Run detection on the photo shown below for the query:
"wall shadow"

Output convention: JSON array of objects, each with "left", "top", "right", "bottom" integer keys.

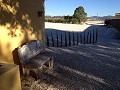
[{"left": 0, "top": 0, "right": 44, "bottom": 63}]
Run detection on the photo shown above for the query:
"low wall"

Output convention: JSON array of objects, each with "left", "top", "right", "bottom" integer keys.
[{"left": 104, "top": 19, "right": 120, "bottom": 31}]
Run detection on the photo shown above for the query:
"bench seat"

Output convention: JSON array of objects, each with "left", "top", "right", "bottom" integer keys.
[
  {"left": 17, "top": 40, "right": 53, "bottom": 80},
  {"left": 23, "top": 54, "right": 52, "bottom": 69}
]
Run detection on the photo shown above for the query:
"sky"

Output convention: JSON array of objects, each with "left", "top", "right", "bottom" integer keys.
[{"left": 45, "top": 0, "right": 120, "bottom": 17}]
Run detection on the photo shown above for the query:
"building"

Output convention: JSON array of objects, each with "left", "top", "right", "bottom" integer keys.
[
  {"left": 104, "top": 13, "right": 120, "bottom": 31},
  {"left": 0, "top": 0, "right": 45, "bottom": 63},
  {"left": 115, "top": 13, "right": 120, "bottom": 19}
]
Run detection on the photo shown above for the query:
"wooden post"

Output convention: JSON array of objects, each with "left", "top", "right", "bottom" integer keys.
[
  {"left": 61, "top": 34, "right": 62, "bottom": 47},
  {"left": 83, "top": 32, "right": 85, "bottom": 44},
  {"left": 89, "top": 31, "right": 91, "bottom": 44},
  {"left": 46, "top": 33, "right": 49, "bottom": 47},
  {"left": 77, "top": 33, "right": 79, "bottom": 45},
  {"left": 69, "top": 32, "right": 71, "bottom": 46},
  {"left": 96, "top": 29, "right": 98, "bottom": 43},
  {"left": 86, "top": 32, "right": 89, "bottom": 44},
  {"left": 80, "top": 32, "right": 82, "bottom": 44},
  {"left": 56, "top": 31, "right": 58, "bottom": 47},
  {"left": 73, "top": 32, "right": 75, "bottom": 46},
  {"left": 65, "top": 32, "right": 67, "bottom": 47},
  {"left": 92, "top": 29, "right": 95, "bottom": 44},
  {"left": 51, "top": 33, "right": 54, "bottom": 47}
]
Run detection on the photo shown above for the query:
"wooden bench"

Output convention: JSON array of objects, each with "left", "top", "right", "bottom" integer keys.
[{"left": 17, "top": 40, "right": 53, "bottom": 80}]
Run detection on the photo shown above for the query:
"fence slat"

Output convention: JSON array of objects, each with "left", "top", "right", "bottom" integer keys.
[
  {"left": 96, "top": 29, "right": 98, "bottom": 43},
  {"left": 83, "top": 32, "right": 85, "bottom": 44},
  {"left": 80, "top": 32, "right": 82, "bottom": 44},
  {"left": 51, "top": 33, "right": 54, "bottom": 47},
  {"left": 92, "top": 29, "right": 95, "bottom": 44},
  {"left": 69, "top": 32, "right": 71, "bottom": 46},
  {"left": 56, "top": 31, "right": 58, "bottom": 47},
  {"left": 77, "top": 33, "right": 79, "bottom": 45},
  {"left": 86, "top": 32, "right": 89, "bottom": 44},
  {"left": 65, "top": 32, "right": 67, "bottom": 46},
  {"left": 61, "top": 34, "right": 62, "bottom": 47},
  {"left": 46, "top": 33, "right": 49, "bottom": 47},
  {"left": 89, "top": 31, "right": 91, "bottom": 44},
  {"left": 73, "top": 32, "right": 75, "bottom": 45}
]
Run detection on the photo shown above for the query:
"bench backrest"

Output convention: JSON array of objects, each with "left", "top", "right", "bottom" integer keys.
[{"left": 18, "top": 40, "right": 45, "bottom": 64}]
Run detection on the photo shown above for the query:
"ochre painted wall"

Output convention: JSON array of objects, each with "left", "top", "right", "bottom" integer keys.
[{"left": 0, "top": 0, "right": 45, "bottom": 63}]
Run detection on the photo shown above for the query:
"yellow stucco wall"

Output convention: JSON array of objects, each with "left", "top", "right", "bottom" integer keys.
[{"left": 0, "top": 0, "right": 45, "bottom": 63}]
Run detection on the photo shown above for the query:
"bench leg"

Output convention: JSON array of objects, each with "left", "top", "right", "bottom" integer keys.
[
  {"left": 23, "top": 68, "right": 29, "bottom": 77},
  {"left": 23, "top": 68, "right": 40, "bottom": 80},
  {"left": 49, "top": 57, "right": 53, "bottom": 69},
  {"left": 37, "top": 66, "right": 44, "bottom": 80}
]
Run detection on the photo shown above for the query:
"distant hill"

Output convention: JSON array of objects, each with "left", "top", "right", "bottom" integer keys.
[
  {"left": 88, "top": 16, "right": 115, "bottom": 21},
  {"left": 45, "top": 15, "right": 116, "bottom": 23}
]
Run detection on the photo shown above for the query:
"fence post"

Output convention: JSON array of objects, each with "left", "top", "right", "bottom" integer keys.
[
  {"left": 61, "top": 34, "right": 62, "bottom": 47},
  {"left": 77, "top": 33, "right": 79, "bottom": 45},
  {"left": 65, "top": 32, "right": 67, "bottom": 47},
  {"left": 51, "top": 33, "right": 54, "bottom": 47},
  {"left": 86, "top": 32, "right": 89, "bottom": 44},
  {"left": 46, "top": 33, "right": 49, "bottom": 47},
  {"left": 83, "top": 32, "right": 85, "bottom": 44},
  {"left": 80, "top": 32, "right": 82, "bottom": 44},
  {"left": 92, "top": 29, "right": 95, "bottom": 44},
  {"left": 56, "top": 31, "right": 58, "bottom": 47},
  {"left": 89, "top": 31, "right": 91, "bottom": 44},
  {"left": 73, "top": 32, "right": 75, "bottom": 45},
  {"left": 96, "top": 29, "right": 98, "bottom": 43},
  {"left": 69, "top": 32, "right": 71, "bottom": 46}
]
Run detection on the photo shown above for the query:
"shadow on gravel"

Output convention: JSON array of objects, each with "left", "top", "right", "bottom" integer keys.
[
  {"left": 43, "top": 25, "right": 120, "bottom": 89},
  {"left": 42, "top": 41, "right": 120, "bottom": 89}
]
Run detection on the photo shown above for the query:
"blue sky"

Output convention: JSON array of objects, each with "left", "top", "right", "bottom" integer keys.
[{"left": 45, "top": 0, "right": 120, "bottom": 17}]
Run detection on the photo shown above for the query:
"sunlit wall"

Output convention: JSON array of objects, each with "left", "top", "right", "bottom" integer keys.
[
  {"left": 0, "top": 0, "right": 45, "bottom": 63},
  {"left": 115, "top": 13, "right": 120, "bottom": 19}
]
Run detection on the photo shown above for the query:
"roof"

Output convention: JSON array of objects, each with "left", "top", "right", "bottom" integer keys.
[{"left": 115, "top": 13, "right": 120, "bottom": 15}]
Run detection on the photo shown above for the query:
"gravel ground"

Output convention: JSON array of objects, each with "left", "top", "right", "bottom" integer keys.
[
  {"left": 22, "top": 23, "right": 120, "bottom": 90},
  {"left": 22, "top": 42, "right": 120, "bottom": 90}
]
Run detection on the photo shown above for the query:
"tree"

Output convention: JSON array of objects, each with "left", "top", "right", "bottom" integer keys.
[
  {"left": 73, "top": 6, "right": 87, "bottom": 23},
  {"left": 64, "top": 15, "right": 73, "bottom": 23}
]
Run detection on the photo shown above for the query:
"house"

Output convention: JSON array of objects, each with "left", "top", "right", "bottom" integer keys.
[
  {"left": 104, "top": 13, "right": 120, "bottom": 31},
  {"left": 0, "top": 0, "right": 45, "bottom": 64},
  {"left": 115, "top": 13, "right": 120, "bottom": 19}
]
